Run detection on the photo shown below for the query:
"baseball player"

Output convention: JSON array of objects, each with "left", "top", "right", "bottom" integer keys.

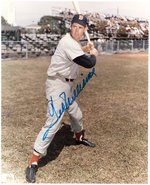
[{"left": 25, "top": 14, "right": 98, "bottom": 183}]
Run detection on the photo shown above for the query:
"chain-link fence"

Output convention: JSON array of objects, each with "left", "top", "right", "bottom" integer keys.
[
  {"left": 1, "top": 34, "right": 149, "bottom": 59},
  {"left": 94, "top": 39, "right": 148, "bottom": 54}
]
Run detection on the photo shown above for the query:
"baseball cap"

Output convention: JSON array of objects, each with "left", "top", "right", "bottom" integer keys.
[{"left": 71, "top": 14, "right": 89, "bottom": 27}]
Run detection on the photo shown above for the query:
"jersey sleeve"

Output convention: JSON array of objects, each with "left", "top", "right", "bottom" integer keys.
[
  {"left": 73, "top": 54, "right": 96, "bottom": 68},
  {"left": 63, "top": 36, "right": 84, "bottom": 61}
]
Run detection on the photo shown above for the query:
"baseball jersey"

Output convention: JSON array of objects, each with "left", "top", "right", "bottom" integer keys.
[{"left": 47, "top": 33, "right": 84, "bottom": 79}]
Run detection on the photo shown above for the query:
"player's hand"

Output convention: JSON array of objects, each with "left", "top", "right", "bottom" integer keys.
[
  {"left": 90, "top": 48, "right": 98, "bottom": 57},
  {"left": 82, "top": 42, "right": 94, "bottom": 53},
  {"left": 87, "top": 42, "right": 94, "bottom": 50}
]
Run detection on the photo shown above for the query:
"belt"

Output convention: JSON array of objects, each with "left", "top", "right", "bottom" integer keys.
[
  {"left": 48, "top": 76, "right": 74, "bottom": 82},
  {"left": 65, "top": 78, "right": 74, "bottom": 82}
]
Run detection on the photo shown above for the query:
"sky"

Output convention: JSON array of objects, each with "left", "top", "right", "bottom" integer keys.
[{"left": 1, "top": 0, "right": 150, "bottom": 27}]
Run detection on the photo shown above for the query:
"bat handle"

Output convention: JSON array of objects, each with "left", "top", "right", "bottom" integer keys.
[{"left": 85, "top": 31, "right": 91, "bottom": 43}]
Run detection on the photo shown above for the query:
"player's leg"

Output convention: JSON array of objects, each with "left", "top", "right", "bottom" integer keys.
[
  {"left": 67, "top": 100, "right": 96, "bottom": 148},
  {"left": 26, "top": 78, "right": 69, "bottom": 183},
  {"left": 33, "top": 97, "right": 65, "bottom": 153},
  {"left": 26, "top": 97, "right": 65, "bottom": 183},
  {"left": 67, "top": 100, "right": 83, "bottom": 132}
]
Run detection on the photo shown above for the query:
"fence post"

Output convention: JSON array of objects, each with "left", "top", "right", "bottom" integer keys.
[
  {"left": 143, "top": 40, "right": 145, "bottom": 50},
  {"left": 117, "top": 40, "right": 119, "bottom": 52},
  {"left": 25, "top": 42, "right": 28, "bottom": 59},
  {"left": 131, "top": 40, "right": 133, "bottom": 51},
  {"left": 111, "top": 39, "right": 114, "bottom": 53}
]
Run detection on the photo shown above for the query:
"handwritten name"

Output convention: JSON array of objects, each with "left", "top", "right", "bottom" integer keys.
[{"left": 42, "top": 67, "right": 96, "bottom": 141}]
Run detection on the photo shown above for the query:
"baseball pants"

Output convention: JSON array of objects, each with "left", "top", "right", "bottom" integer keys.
[{"left": 34, "top": 76, "right": 83, "bottom": 155}]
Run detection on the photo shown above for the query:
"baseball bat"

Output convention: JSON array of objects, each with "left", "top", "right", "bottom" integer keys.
[{"left": 72, "top": 0, "right": 91, "bottom": 43}]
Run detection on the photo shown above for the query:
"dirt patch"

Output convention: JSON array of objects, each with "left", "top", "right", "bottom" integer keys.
[{"left": 1, "top": 53, "right": 148, "bottom": 183}]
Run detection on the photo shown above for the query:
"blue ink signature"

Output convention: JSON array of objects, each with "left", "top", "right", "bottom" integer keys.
[{"left": 42, "top": 67, "right": 96, "bottom": 141}]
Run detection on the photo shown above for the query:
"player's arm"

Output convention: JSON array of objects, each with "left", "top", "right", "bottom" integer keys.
[
  {"left": 73, "top": 54, "right": 96, "bottom": 68},
  {"left": 73, "top": 48, "right": 98, "bottom": 68}
]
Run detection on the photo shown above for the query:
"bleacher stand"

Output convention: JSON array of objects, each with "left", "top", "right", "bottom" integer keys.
[{"left": 1, "top": 7, "right": 149, "bottom": 59}]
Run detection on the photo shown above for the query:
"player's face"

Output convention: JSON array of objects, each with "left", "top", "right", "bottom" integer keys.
[{"left": 71, "top": 23, "right": 87, "bottom": 42}]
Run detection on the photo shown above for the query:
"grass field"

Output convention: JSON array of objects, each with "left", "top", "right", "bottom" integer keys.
[{"left": 1, "top": 53, "right": 148, "bottom": 183}]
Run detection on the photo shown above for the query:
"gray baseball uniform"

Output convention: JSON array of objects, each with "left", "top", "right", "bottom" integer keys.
[
  {"left": 34, "top": 33, "right": 85, "bottom": 155},
  {"left": 25, "top": 14, "right": 97, "bottom": 184}
]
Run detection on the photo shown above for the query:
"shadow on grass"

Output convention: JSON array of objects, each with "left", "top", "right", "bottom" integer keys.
[{"left": 38, "top": 122, "right": 76, "bottom": 168}]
